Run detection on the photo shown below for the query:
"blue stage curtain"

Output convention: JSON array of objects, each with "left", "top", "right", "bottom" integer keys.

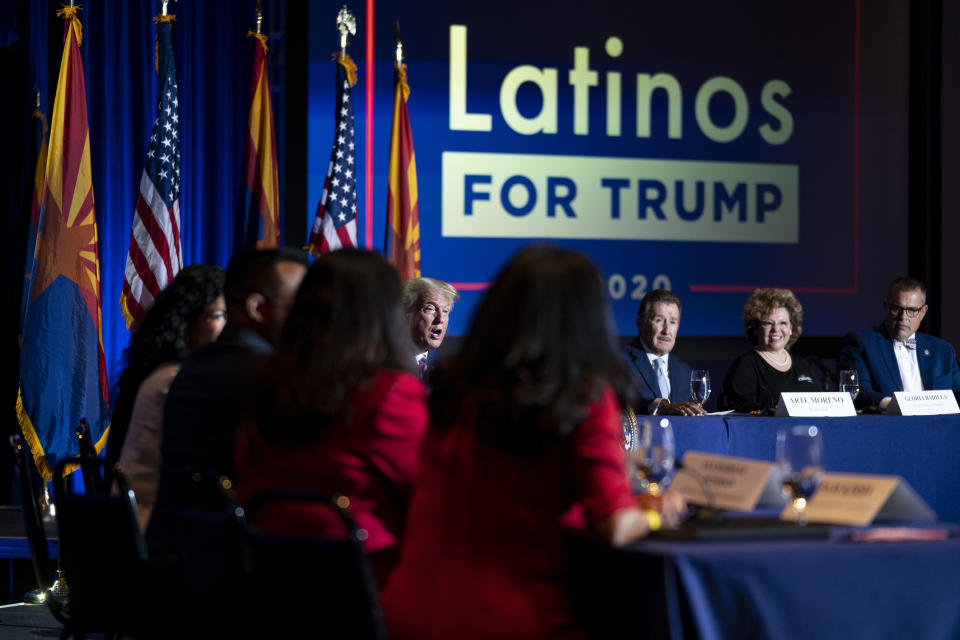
[{"left": 71, "top": 0, "right": 258, "bottom": 387}]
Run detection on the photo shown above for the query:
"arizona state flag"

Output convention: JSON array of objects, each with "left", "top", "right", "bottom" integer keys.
[
  {"left": 19, "top": 105, "right": 48, "bottom": 344},
  {"left": 237, "top": 30, "right": 279, "bottom": 249},
  {"left": 384, "top": 58, "right": 420, "bottom": 281},
  {"left": 17, "top": 6, "right": 110, "bottom": 480}
]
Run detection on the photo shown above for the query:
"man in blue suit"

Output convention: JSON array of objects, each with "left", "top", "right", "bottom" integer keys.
[
  {"left": 840, "top": 277, "right": 960, "bottom": 410},
  {"left": 623, "top": 290, "right": 706, "bottom": 416}
]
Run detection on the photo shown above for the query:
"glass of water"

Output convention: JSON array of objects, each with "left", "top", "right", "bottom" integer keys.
[
  {"left": 690, "top": 370, "right": 711, "bottom": 408},
  {"left": 838, "top": 369, "right": 860, "bottom": 402},
  {"left": 630, "top": 418, "right": 675, "bottom": 497},
  {"left": 776, "top": 424, "right": 824, "bottom": 525}
]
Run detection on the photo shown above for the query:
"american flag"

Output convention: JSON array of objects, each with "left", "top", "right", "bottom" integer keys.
[
  {"left": 120, "top": 17, "right": 182, "bottom": 327},
  {"left": 308, "top": 54, "right": 358, "bottom": 255}
]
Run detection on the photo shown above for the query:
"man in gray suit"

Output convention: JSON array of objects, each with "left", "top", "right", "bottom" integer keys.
[{"left": 623, "top": 289, "right": 706, "bottom": 416}]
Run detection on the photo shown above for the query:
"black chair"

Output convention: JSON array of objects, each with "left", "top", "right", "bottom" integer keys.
[
  {"left": 174, "top": 472, "right": 249, "bottom": 639},
  {"left": 243, "top": 490, "right": 388, "bottom": 640},
  {"left": 74, "top": 419, "right": 103, "bottom": 494},
  {"left": 52, "top": 456, "right": 149, "bottom": 638},
  {"left": 10, "top": 436, "right": 56, "bottom": 603}
]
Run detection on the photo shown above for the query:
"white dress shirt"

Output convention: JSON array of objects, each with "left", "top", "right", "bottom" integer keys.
[
  {"left": 893, "top": 333, "right": 924, "bottom": 392},
  {"left": 640, "top": 348, "right": 671, "bottom": 414}
]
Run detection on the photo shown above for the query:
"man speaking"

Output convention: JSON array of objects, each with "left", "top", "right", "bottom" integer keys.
[
  {"left": 623, "top": 289, "right": 706, "bottom": 416},
  {"left": 402, "top": 277, "right": 459, "bottom": 382}
]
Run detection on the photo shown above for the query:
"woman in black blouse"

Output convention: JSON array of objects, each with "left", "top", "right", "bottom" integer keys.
[{"left": 722, "top": 288, "right": 821, "bottom": 413}]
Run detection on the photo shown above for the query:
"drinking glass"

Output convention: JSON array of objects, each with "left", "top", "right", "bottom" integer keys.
[
  {"left": 838, "top": 369, "right": 860, "bottom": 402},
  {"left": 690, "top": 370, "right": 711, "bottom": 408},
  {"left": 630, "top": 418, "right": 675, "bottom": 497},
  {"left": 776, "top": 425, "right": 824, "bottom": 525}
]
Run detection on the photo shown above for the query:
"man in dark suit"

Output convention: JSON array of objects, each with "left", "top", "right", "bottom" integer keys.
[
  {"left": 623, "top": 289, "right": 706, "bottom": 416},
  {"left": 840, "top": 276, "right": 960, "bottom": 410},
  {"left": 148, "top": 247, "right": 308, "bottom": 552},
  {"left": 402, "top": 277, "right": 459, "bottom": 383}
]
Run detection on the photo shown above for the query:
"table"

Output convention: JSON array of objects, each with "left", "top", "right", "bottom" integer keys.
[
  {"left": 573, "top": 531, "right": 960, "bottom": 639},
  {"left": 663, "top": 414, "right": 960, "bottom": 523}
]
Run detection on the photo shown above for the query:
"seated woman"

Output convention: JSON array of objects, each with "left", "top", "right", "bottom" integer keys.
[
  {"left": 382, "top": 245, "right": 684, "bottom": 640},
  {"left": 234, "top": 249, "right": 427, "bottom": 585},
  {"left": 721, "top": 288, "right": 821, "bottom": 413},
  {"left": 110, "top": 264, "right": 226, "bottom": 531}
]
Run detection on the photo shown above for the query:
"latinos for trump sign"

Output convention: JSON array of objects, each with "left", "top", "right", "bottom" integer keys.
[{"left": 307, "top": 0, "right": 909, "bottom": 337}]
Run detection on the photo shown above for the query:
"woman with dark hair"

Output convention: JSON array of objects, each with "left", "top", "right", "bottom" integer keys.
[
  {"left": 234, "top": 248, "right": 427, "bottom": 583},
  {"left": 721, "top": 288, "right": 822, "bottom": 413},
  {"left": 110, "top": 264, "right": 226, "bottom": 530},
  {"left": 382, "top": 245, "right": 683, "bottom": 639}
]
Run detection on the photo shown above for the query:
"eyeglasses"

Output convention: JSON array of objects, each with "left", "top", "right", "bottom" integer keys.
[{"left": 886, "top": 304, "right": 925, "bottom": 319}]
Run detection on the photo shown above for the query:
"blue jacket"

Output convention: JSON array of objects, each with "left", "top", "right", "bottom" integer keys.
[
  {"left": 839, "top": 326, "right": 960, "bottom": 407},
  {"left": 623, "top": 338, "right": 695, "bottom": 413}
]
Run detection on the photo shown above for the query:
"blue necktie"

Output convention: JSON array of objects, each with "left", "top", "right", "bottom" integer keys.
[{"left": 655, "top": 357, "right": 670, "bottom": 400}]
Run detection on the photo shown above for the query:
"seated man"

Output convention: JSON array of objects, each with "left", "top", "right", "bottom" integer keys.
[
  {"left": 401, "top": 277, "right": 459, "bottom": 381},
  {"left": 147, "top": 247, "right": 308, "bottom": 553},
  {"left": 839, "top": 276, "right": 960, "bottom": 410},
  {"left": 623, "top": 289, "right": 706, "bottom": 416}
]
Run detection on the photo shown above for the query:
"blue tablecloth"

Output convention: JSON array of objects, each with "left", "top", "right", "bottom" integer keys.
[
  {"left": 573, "top": 532, "right": 960, "bottom": 640},
  {"left": 665, "top": 414, "right": 960, "bottom": 523}
]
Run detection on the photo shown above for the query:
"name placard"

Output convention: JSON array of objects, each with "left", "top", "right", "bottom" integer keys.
[
  {"left": 780, "top": 473, "right": 936, "bottom": 526},
  {"left": 775, "top": 392, "right": 856, "bottom": 417},
  {"left": 885, "top": 390, "right": 960, "bottom": 416},
  {"left": 672, "top": 451, "right": 785, "bottom": 512}
]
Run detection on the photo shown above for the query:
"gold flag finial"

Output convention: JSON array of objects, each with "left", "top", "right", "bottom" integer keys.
[{"left": 336, "top": 5, "right": 356, "bottom": 54}]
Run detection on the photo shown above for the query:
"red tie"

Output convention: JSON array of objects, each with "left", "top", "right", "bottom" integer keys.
[{"left": 418, "top": 356, "right": 428, "bottom": 380}]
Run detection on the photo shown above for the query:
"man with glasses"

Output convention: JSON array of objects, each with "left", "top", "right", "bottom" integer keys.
[
  {"left": 402, "top": 277, "right": 459, "bottom": 383},
  {"left": 840, "top": 277, "right": 960, "bottom": 409}
]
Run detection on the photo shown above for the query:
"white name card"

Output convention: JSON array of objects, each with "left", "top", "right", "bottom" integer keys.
[
  {"left": 780, "top": 472, "right": 936, "bottom": 526},
  {"left": 775, "top": 392, "right": 856, "bottom": 417},
  {"left": 885, "top": 390, "right": 960, "bottom": 416},
  {"left": 672, "top": 451, "right": 785, "bottom": 512}
]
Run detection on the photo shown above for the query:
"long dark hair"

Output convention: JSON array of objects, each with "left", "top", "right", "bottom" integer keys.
[
  {"left": 107, "top": 264, "right": 225, "bottom": 464},
  {"left": 430, "top": 245, "right": 634, "bottom": 451},
  {"left": 253, "top": 248, "right": 413, "bottom": 446}
]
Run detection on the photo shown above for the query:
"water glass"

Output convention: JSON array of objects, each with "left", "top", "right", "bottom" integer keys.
[
  {"left": 630, "top": 418, "right": 675, "bottom": 497},
  {"left": 838, "top": 369, "right": 860, "bottom": 402},
  {"left": 690, "top": 370, "right": 711, "bottom": 407},
  {"left": 776, "top": 424, "right": 824, "bottom": 525}
]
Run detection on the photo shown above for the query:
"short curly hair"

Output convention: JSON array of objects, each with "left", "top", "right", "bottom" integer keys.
[
  {"left": 742, "top": 288, "right": 802, "bottom": 349},
  {"left": 107, "top": 264, "right": 225, "bottom": 464}
]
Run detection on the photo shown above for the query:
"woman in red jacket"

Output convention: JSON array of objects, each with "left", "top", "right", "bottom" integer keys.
[
  {"left": 382, "top": 245, "right": 679, "bottom": 639},
  {"left": 235, "top": 249, "right": 427, "bottom": 584}
]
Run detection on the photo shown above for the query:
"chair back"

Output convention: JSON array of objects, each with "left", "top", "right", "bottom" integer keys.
[
  {"left": 243, "top": 490, "right": 388, "bottom": 640},
  {"left": 74, "top": 419, "right": 104, "bottom": 493},
  {"left": 175, "top": 471, "right": 249, "bottom": 638},
  {"left": 53, "top": 456, "right": 148, "bottom": 633}
]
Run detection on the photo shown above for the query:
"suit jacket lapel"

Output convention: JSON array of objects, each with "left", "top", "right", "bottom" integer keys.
[
  {"left": 875, "top": 329, "right": 904, "bottom": 392},
  {"left": 916, "top": 333, "right": 934, "bottom": 390},
  {"left": 627, "top": 341, "right": 661, "bottom": 398}
]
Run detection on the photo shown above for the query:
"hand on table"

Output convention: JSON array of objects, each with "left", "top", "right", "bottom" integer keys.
[
  {"left": 637, "top": 489, "right": 687, "bottom": 529},
  {"left": 658, "top": 401, "right": 707, "bottom": 416}
]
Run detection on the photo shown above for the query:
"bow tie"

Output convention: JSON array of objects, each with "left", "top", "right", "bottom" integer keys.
[{"left": 895, "top": 338, "right": 917, "bottom": 351}]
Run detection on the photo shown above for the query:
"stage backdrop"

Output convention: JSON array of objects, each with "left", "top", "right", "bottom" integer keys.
[{"left": 307, "top": 0, "right": 909, "bottom": 337}]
